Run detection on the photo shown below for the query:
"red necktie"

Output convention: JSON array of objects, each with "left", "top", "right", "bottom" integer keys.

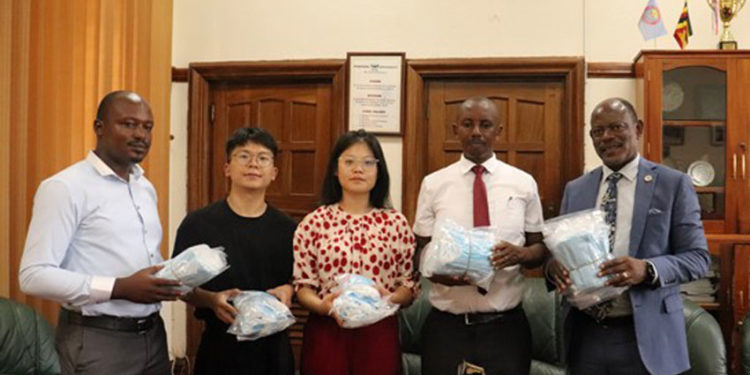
[{"left": 472, "top": 165, "right": 490, "bottom": 227}]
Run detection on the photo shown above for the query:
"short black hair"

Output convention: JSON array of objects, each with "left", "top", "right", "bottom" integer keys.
[
  {"left": 96, "top": 90, "right": 143, "bottom": 122},
  {"left": 592, "top": 97, "right": 639, "bottom": 123},
  {"left": 320, "top": 129, "right": 391, "bottom": 209},
  {"left": 615, "top": 98, "right": 639, "bottom": 123},
  {"left": 225, "top": 127, "right": 279, "bottom": 159}
]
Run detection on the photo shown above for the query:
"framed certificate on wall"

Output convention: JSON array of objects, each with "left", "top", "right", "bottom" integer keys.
[{"left": 346, "top": 52, "right": 405, "bottom": 135}]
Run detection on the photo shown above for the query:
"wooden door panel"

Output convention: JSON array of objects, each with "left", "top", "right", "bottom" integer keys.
[
  {"left": 213, "top": 83, "right": 331, "bottom": 220},
  {"left": 427, "top": 80, "right": 564, "bottom": 219}
]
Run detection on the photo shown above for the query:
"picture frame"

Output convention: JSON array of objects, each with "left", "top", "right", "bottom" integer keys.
[
  {"left": 346, "top": 52, "right": 406, "bottom": 135},
  {"left": 710, "top": 126, "right": 725, "bottom": 146},
  {"left": 663, "top": 126, "right": 685, "bottom": 146}
]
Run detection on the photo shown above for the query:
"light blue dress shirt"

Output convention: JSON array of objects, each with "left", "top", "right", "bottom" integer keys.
[{"left": 19, "top": 151, "right": 163, "bottom": 317}]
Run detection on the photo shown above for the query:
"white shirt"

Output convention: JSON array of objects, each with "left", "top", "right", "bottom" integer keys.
[
  {"left": 597, "top": 155, "right": 639, "bottom": 316},
  {"left": 19, "top": 151, "right": 163, "bottom": 317},
  {"left": 413, "top": 154, "right": 544, "bottom": 314}
]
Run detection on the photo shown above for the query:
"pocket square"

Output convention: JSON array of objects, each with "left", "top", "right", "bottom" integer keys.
[{"left": 648, "top": 208, "right": 663, "bottom": 215}]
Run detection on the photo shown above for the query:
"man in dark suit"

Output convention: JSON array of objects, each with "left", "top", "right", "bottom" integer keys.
[{"left": 548, "top": 97, "right": 710, "bottom": 375}]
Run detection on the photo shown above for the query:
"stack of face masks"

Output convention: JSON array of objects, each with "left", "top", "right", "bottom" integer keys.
[
  {"left": 420, "top": 219, "right": 496, "bottom": 291},
  {"left": 156, "top": 244, "right": 229, "bottom": 294},
  {"left": 331, "top": 274, "right": 398, "bottom": 329},
  {"left": 227, "top": 291, "right": 296, "bottom": 341},
  {"left": 543, "top": 209, "right": 627, "bottom": 309}
]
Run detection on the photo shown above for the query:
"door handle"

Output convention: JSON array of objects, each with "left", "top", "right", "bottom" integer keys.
[
  {"left": 733, "top": 153, "right": 738, "bottom": 179},
  {"left": 741, "top": 143, "right": 748, "bottom": 180}
]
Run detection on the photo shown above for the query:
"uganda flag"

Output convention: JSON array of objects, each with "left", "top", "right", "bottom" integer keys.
[{"left": 673, "top": 0, "right": 693, "bottom": 49}]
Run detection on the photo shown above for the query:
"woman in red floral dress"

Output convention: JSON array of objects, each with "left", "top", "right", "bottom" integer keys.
[{"left": 293, "top": 129, "right": 416, "bottom": 375}]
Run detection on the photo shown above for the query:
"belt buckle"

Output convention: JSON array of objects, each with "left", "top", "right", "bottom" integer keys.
[
  {"left": 464, "top": 313, "right": 484, "bottom": 326},
  {"left": 135, "top": 317, "right": 151, "bottom": 333}
]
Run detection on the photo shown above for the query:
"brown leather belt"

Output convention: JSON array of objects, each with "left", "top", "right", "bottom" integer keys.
[{"left": 62, "top": 309, "right": 160, "bottom": 333}]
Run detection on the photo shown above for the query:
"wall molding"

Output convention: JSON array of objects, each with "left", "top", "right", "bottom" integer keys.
[
  {"left": 586, "top": 62, "right": 634, "bottom": 78},
  {"left": 172, "top": 66, "right": 188, "bottom": 82}
]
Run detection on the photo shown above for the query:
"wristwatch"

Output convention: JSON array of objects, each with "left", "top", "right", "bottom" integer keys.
[{"left": 644, "top": 261, "right": 658, "bottom": 285}]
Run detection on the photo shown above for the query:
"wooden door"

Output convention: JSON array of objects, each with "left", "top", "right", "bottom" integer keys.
[
  {"left": 211, "top": 83, "right": 332, "bottom": 220},
  {"left": 731, "top": 58, "right": 750, "bottom": 234},
  {"left": 426, "top": 80, "right": 564, "bottom": 219}
]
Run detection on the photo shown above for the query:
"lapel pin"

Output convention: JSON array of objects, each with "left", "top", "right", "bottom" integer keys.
[{"left": 644, "top": 174, "right": 653, "bottom": 183}]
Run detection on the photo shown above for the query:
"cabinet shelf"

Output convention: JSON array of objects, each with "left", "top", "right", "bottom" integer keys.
[{"left": 695, "top": 186, "right": 725, "bottom": 194}]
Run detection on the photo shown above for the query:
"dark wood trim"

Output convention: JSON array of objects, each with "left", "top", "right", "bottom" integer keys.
[
  {"left": 634, "top": 49, "right": 750, "bottom": 63},
  {"left": 401, "top": 57, "right": 586, "bottom": 223},
  {"left": 172, "top": 67, "right": 188, "bottom": 82},
  {"left": 587, "top": 62, "right": 634, "bottom": 78},
  {"left": 189, "top": 60, "right": 345, "bottom": 80},
  {"left": 185, "top": 59, "right": 346, "bottom": 364}
]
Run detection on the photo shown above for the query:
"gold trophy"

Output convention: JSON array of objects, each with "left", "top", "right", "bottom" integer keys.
[{"left": 708, "top": 0, "right": 746, "bottom": 49}]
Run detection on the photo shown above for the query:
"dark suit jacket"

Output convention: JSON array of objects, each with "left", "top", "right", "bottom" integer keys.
[{"left": 560, "top": 158, "right": 710, "bottom": 375}]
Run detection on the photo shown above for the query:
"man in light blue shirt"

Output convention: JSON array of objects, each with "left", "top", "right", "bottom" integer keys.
[{"left": 19, "top": 91, "right": 180, "bottom": 375}]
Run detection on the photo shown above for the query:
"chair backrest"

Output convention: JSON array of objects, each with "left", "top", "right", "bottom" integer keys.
[
  {"left": 522, "top": 278, "right": 564, "bottom": 366},
  {"left": 0, "top": 298, "right": 60, "bottom": 375},
  {"left": 682, "top": 299, "right": 726, "bottom": 375}
]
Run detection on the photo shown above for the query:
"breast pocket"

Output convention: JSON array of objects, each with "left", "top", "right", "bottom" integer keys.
[{"left": 494, "top": 195, "right": 526, "bottom": 240}]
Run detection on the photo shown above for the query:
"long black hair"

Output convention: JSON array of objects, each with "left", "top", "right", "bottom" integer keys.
[{"left": 320, "top": 129, "right": 391, "bottom": 208}]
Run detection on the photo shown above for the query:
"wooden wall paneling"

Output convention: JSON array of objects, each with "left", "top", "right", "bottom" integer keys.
[{"left": 0, "top": 0, "right": 12, "bottom": 299}]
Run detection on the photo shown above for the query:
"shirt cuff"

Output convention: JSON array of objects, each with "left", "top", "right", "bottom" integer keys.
[{"left": 90, "top": 276, "right": 116, "bottom": 303}]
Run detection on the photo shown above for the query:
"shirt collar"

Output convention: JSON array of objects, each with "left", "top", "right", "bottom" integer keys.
[
  {"left": 602, "top": 154, "right": 639, "bottom": 183},
  {"left": 458, "top": 154, "right": 501, "bottom": 175},
  {"left": 86, "top": 151, "right": 143, "bottom": 180}
]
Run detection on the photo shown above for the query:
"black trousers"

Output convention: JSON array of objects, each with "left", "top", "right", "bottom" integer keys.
[
  {"left": 568, "top": 309, "right": 650, "bottom": 375},
  {"left": 194, "top": 325, "right": 294, "bottom": 375},
  {"left": 422, "top": 306, "right": 532, "bottom": 375}
]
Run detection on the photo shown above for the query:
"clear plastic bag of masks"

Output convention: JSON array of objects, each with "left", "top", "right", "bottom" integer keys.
[
  {"left": 419, "top": 219, "right": 496, "bottom": 291},
  {"left": 543, "top": 209, "right": 627, "bottom": 309},
  {"left": 156, "top": 244, "right": 229, "bottom": 294},
  {"left": 227, "top": 291, "right": 296, "bottom": 341},
  {"left": 331, "top": 274, "right": 398, "bottom": 329}
]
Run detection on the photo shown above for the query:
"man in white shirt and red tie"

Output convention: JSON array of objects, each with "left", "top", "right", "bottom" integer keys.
[
  {"left": 19, "top": 91, "right": 181, "bottom": 375},
  {"left": 413, "top": 96, "right": 548, "bottom": 375}
]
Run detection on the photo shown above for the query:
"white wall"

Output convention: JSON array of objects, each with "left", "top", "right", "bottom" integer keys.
[{"left": 167, "top": 0, "right": 750, "bottom": 357}]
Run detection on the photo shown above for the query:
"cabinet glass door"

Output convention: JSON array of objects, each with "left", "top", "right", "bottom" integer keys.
[{"left": 661, "top": 66, "right": 727, "bottom": 220}]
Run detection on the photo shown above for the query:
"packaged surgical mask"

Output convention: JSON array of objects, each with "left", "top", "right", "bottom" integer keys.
[
  {"left": 157, "top": 244, "right": 229, "bottom": 294},
  {"left": 331, "top": 274, "right": 398, "bottom": 329},
  {"left": 543, "top": 209, "right": 627, "bottom": 309},
  {"left": 227, "top": 291, "right": 295, "bottom": 341},
  {"left": 420, "top": 219, "right": 496, "bottom": 291}
]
